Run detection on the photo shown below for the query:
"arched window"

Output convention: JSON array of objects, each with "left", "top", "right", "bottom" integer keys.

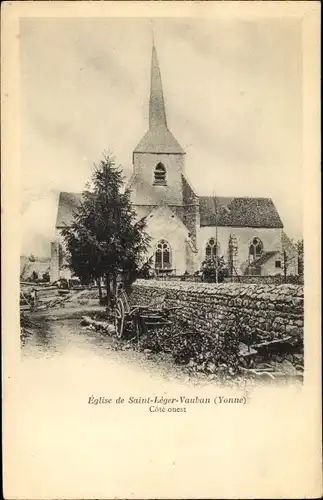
[
  {"left": 155, "top": 240, "right": 172, "bottom": 270},
  {"left": 153, "top": 162, "right": 167, "bottom": 185},
  {"left": 249, "top": 237, "right": 263, "bottom": 262},
  {"left": 205, "top": 238, "right": 219, "bottom": 259}
]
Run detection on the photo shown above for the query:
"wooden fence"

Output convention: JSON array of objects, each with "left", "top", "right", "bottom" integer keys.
[{"left": 20, "top": 283, "right": 60, "bottom": 311}]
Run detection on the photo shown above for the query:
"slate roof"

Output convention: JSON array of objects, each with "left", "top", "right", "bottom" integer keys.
[
  {"left": 56, "top": 192, "right": 82, "bottom": 228},
  {"left": 199, "top": 196, "right": 283, "bottom": 228},
  {"left": 182, "top": 174, "right": 199, "bottom": 204},
  {"left": 134, "top": 127, "right": 185, "bottom": 154},
  {"left": 56, "top": 191, "right": 284, "bottom": 230},
  {"left": 149, "top": 44, "right": 167, "bottom": 130}
]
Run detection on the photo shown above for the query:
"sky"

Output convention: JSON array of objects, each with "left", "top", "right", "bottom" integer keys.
[{"left": 20, "top": 17, "right": 303, "bottom": 257}]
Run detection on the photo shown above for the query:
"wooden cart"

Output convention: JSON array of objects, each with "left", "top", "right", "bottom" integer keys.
[{"left": 113, "top": 289, "right": 177, "bottom": 339}]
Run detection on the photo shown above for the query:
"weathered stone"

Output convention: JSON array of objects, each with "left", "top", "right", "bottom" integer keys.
[
  {"left": 130, "top": 280, "right": 303, "bottom": 348},
  {"left": 286, "top": 325, "right": 300, "bottom": 336},
  {"left": 107, "top": 324, "right": 116, "bottom": 334}
]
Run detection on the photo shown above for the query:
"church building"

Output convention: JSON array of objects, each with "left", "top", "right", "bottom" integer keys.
[{"left": 50, "top": 42, "right": 285, "bottom": 282}]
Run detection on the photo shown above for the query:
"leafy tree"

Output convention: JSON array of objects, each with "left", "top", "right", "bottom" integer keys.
[
  {"left": 122, "top": 256, "right": 155, "bottom": 289},
  {"left": 20, "top": 258, "right": 30, "bottom": 280},
  {"left": 201, "top": 256, "right": 229, "bottom": 283},
  {"left": 31, "top": 270, "right": 38, "bottom": 282},
  {"left": 61, "top": 152, "right": 151, "bottom": 306},
  {"left": 29, "top": 254, "right": 36, "bottom": 262},
  {"left": 137, "top": 256, "right": 154, "bottom": 279},
  {"left": 61, "top": 229, "right": 102, "bottom": 296}
]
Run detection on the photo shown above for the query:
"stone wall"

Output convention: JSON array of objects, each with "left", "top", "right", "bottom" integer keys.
[
  {"left": 224, "top": 275, "right": 304, "bottom": 285},
  {"left": 130, "top": 279, "right": 304, "bottom": 344}
]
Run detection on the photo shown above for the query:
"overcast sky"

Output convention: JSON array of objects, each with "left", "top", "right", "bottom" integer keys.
[{"left": 20, "top": 17, "right": 302, "bottom": 257}]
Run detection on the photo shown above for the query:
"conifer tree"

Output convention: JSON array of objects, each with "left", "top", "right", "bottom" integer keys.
[{"left": 61, "top": 152, "right": 151, "bottom": 306}]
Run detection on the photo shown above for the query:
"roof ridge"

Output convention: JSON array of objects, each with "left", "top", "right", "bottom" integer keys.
[
  {"left": 199, "top": 195, "right": 273, "bottom": 201},
  {"left": 59, "top": 191, "right": 82, "bottom": 196}
]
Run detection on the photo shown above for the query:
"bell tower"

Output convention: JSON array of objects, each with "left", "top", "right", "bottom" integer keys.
[{"left": 131, "top": 40, "right": 185, "bottom": 208}]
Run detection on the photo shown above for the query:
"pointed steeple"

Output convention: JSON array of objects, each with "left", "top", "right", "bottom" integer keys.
[
  {"left": 149, "top": 42, "right": 167, "bottom": 129},
  {"left": 134, "top": 39, "right": 184, "bottom": 154}
]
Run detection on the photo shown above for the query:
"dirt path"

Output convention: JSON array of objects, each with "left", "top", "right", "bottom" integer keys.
[
  {"left": 22, "top": 312, "right": 302, "bottom": 390},
  {"left": 21, "top": 317, "right": 237, "bottom": 388}
]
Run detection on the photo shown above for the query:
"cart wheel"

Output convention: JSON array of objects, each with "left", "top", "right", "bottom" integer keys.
[{"left": 115, "top": 298, "right": 125, "bottom": 339}]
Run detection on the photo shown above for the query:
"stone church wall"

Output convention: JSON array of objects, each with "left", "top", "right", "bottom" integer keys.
[
  {"left": 183, "top": 204, "right": 200, "bottom": 247},
  {"left": 130, "top": 279, "right": 304, "bottom": 343},
  {"left": 260, "top": 254, "right": 282, "bottom": 276},
  {"left": 132, "top": 152, "right": 185, "bottom": 206},
  {"left": 198, "top": 226, "right": 283, "bottom": 274},
  {"left": 50, "top": 230, "right": 72, "bottom": 281}
]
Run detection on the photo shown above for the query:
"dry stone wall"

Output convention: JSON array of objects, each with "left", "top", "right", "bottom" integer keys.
[
  {"left": 224, "top": 275, "right": 304, "bottom": 285},
  {"left": 130, "top": 280, "right": 304, "bottom": 344}
]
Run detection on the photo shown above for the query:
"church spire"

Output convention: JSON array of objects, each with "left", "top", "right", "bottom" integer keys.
[
  {"left": 149, "top": 42, "right": 167, "bottom": 129},
  {"left": 133, "top": 36, "right": 184, "bottom": 154}
]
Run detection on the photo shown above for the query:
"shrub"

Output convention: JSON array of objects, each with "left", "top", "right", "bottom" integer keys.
[
  {"left": 201, "top": 256, "right": 230, "bottom": 283},
  {"left": 42, "top": 271, "right": 50, "bottom": 282},
  {"left": 31, "top": 271, "right": 38, "bottom": 282},
  {"left": 136, "top": 317, "right": 240, "bottom": 376}
]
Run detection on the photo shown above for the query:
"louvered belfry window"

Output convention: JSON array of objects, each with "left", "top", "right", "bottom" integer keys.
[{"left": 153, "top": 162, "right": 167, "bottom": 185}]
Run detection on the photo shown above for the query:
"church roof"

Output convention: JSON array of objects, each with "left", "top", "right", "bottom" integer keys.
[
  {"left": 149, "top": 44, "right": 167, "bottom": 130},
  {"left": 56, "top": 192, "right": 283, "bottom": 230},
  {"left": 56, "top": 192, "right": 82, "bottom": 228},
  {"left": 199, "top": 196, "right": 284, "bottom": 228},
  {"left": 134, "top": 127, "right": 185, "bottom": 154},
  {"left": 182, "top": 174, "right": 199, "bottom": 204},
  {"left": 133, "top": 41, "right": 184, "bottom": 155}
]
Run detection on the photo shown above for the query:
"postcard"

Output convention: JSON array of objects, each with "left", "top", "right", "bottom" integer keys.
[{"left": 2, "top": 1, "right": 321, "bottom": 498}]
